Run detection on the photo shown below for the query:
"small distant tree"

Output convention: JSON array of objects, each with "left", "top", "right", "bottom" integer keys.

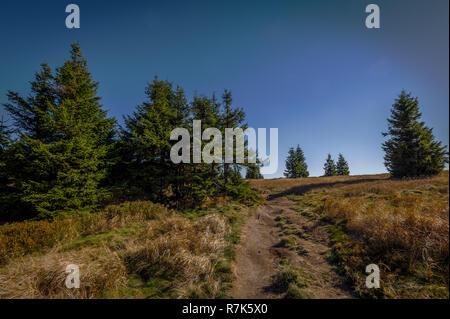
[
  {"left": 323, "top": 153, "right": 336, "bottom": 176},
  {"left": 284, "top": 145, "right": 309, "bottom": 178},
  {"left": 336, "top": 153, "right": 350, "bottom": 175},
  {"left": 245, "top": 163, "right": 263, "bottom": 179},
  {"left": 382, "top": 91, "right": 448, "bottom": 177},
  {"left": 246, "top": 150, "right": 264, "bottom": 179}
]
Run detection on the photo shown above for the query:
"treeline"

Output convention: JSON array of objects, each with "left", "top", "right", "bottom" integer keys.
[{"left": 0, "top": 43, "right": 260, "bottom": 222}]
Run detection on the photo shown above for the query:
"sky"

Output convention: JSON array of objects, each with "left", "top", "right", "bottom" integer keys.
[{"left": 0, "top": 0, "right": 448, "bottom": 178}]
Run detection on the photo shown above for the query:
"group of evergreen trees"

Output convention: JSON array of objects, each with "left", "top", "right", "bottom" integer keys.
[
  {"left": 284, "top": 147, "right": 349, "bottom": 178},
  {"left": 323, "top": 153, "right": 349, "bottom": 176},
  {"left": 1, "top": 44, "right": 447, "bottom": 221},
  {"left": 283, "top": 91, "right": 448, "bottom": 180},
  {"left": 0, "top": 43, "right": 257, "bottom": 222}
]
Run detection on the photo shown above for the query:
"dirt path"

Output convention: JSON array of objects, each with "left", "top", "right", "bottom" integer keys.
[{"left": 231, "top": 195, "right": 354, "bottom": 299}]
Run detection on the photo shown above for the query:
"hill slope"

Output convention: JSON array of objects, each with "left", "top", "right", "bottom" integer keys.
[{"left": 0, "top": 172, "right": 448, "bottom": 299}]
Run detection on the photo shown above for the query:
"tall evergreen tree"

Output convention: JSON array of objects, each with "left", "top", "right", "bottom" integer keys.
[
  {"left": 219, "top": 90, "right": 247, "bottom": 183},
  {"left": 2, "top": 43, "right": 116, "bottom": 219},
  {"left": 284, "top": 145, "right": 309, "bottom": 178},
  {"left": 284, "top": 147, "right": 296, "bottom": 178},
  {"left": 323, "top": 153, "right": 336, "bottom": 176},
  {"left": 382, "top": 91, "right": 448, "bottom": 177},
  {"left": 336, "top": 153, "right": 350, "bottom": 176},
  {"left": 294, "top": 145, "right": 309, "bottom": 177},
  {"left": 120, "top": 77, "right": 186, "bottom": 203},
  {"left": 189, "top": 94, "right": 222, "bottom": 203}
]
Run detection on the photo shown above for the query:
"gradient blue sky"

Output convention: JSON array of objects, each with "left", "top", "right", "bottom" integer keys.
[{"left": 0, "top": 0, "right": 448, "bottom": 178}]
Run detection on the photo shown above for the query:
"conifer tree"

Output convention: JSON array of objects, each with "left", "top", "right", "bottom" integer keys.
[
  {"left": 4, "top": 64, "right": 55, "bottom": 142},
  {"left": 219, "top": 90, "right": 246, "bottom": 183},
  {"left": 3, "top": 43, "right": 116, "bottom": 218},
  {"left": 294, "top": 145, "right": 309, "bottom": 177},
  {"left": 336, "top": 153, "right": 350, "bottom": 176},
  {"left": 189, "top": 94, "right": 221, "bottom": 203},
  {"left": 0, "top": 117, "right": 9, "bottom": 154},
  {"left": 245, "top": 149, "right": 264, "bottom": 179},
  {"left": 323, "top": 153, "right": 336, "bottom": 176},
  {"left": 0, "top": 117, "right": 10, "bottom": 193},
  {"left": 120, "top": 81, "right": 256, "bottom": 207},
  {"left": 120, "top": 77, "right": 186, "bottom": 203},
  {"left": 284, "top": 145, "right": 308, "bottom": 178},
  {"left": 284, "top": 147, "right": 296, "bottom": 178},
  {"left": 382, "top": 91, "right": 448, "bottom": 177}
]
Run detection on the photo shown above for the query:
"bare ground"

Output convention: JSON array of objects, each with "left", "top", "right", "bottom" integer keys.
[{"left": 231, "top": 195, "right": 354, "bottom": 299}]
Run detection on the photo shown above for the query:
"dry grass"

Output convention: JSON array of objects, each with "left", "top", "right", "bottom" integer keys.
[
  {"left": 0, "top": 247, "right": 127, "bottom": 299},
  {"left": 250, "top": 174, "right": 391, "bottom": 196},
  {"left": 253, "top": 171, "right": 449, "bottom": 298},
  {"left": 0, "top": 201, "right": 171, "bottom": 265},
  {"left": 0, "top": 200, "right": 248, "bottom": 299}
]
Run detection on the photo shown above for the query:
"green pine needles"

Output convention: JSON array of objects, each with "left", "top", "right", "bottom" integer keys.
[
  {"left": 2, "top": 43, "right": 116, "bottom": 219},
  {"left": 382, "top": 91, "right": 448, "bottom": 178},
  {"left": 0, "top": 43, "right": 258, "bottom": 221},
  {"left": 284, "top": 145, "right": 309, "bottom": 178}
]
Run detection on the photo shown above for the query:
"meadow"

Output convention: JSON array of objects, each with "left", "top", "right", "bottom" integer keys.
[
  {"left": 251, "top": 171, "right": 449, "bottom": 298},
  {"left": 0, "top": 172, "right": 448, "bottom": 299},
  {"left": 0, "top": 200, "right": 256, "bottom": 298}
]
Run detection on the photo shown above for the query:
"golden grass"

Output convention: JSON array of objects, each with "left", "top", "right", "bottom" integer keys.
[
  {"left": 275, "top": 171, "right": 449, "bottom": 298},
  {"left": 0, "top": 201, "right": 171, "bottom": 265},
  {"left": 250, "top": 174, "right": 391, "bottom": 195},
  {"left": 0, "top": 247, "right": 127, "bottom": 299},
  {"left": 0, "top": 200, "right": 245, "bottom": 299}
]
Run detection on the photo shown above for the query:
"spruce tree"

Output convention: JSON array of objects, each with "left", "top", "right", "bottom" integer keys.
[
  {"left": 336, "top": 153, "right": 350, "bottom": 175},
  {"left": 245, "top": 163, "right": 263, "bottom": 179},
  {"left": 120, "top": 77, "right": 186, "bottom": 203},
  {"left": 284, "top": 145, "right": 308, "bottom": 178},
  {"left": 0, "top": 117, "right": 9, "bottom": 154},
  {"left": 284, "top": 147, "right": 296, "bottom": 178},
  {"left": 3, "top": 43, "right": 116, "bottom": 219},
  {"left": 0, "top": 117, "right": 10, "bottom": 194},
  {"left": 219, "top": 90, "right": 246, "bottom": 184},
  {"left": 294, "top": 145, "right": 309, "bottom": 177},
  {"left": 189, "top": 94, "right": 221, "bottom": 203},
  {"left": 382, "top": 91, "right": 448, "bottom": 177},
  {"left": 245, "top": 150, "right": 264, "bottom": 179},
  {"left": 323, "top": 153, "right": 336, "bottom": 176},
  {"left": 4, "top": 64, "right": 55, "bottom": 142}
]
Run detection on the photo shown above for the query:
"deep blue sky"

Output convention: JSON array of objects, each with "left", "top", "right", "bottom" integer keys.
[{"left": 1, "top": 0, "right": 448, "bottom": 177}]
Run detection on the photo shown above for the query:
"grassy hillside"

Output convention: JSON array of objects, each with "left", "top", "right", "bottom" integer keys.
[
  {"left": 251, "top": 171, "right": 449, "bottom": 298},
  {"left": 0, "top": 172, "right": 448, "bottom": 299},
  {"left": 0, "top": 200, "right": 256, "bottom": 298}
]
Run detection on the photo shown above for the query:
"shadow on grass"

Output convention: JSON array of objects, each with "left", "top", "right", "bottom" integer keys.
[{"left": 267, "top": 177, "right": 385, "bottom": 201}]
